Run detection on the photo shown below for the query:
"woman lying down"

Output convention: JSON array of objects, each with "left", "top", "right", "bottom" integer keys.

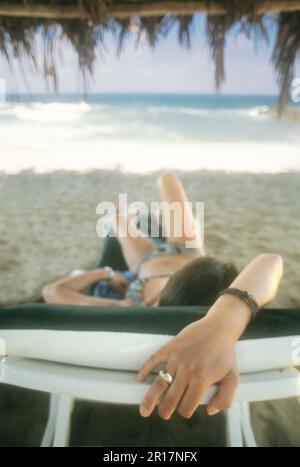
[{"left": 42, "top": 172, "right": 283, "bottom": 421}]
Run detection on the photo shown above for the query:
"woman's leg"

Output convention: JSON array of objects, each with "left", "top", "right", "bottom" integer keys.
[
  {"left": 114, "top": 213, "right": 155, "bottom": 274},
  {"left": 158, "top": 172, "right": 205, "bottom": 255}
]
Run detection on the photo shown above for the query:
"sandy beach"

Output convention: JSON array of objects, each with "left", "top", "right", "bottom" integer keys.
[
  {"left": 1, "top": 167, "right": 299, "bottom": 307},
  {"left": 1, "top": 141, "right": 300, "bottom": 174}
]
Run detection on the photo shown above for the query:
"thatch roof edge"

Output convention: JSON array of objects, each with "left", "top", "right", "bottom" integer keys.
[
  {"left": 0, "top": 2, "right": 299, "bottom": 115},
  {"left": 0, "top": 1, "right": 300, "bottom": 20}
]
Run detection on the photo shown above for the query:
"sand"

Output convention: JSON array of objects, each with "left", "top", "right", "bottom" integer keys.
[
  {"left": 0, "top": 168, "right": 299, "bottom": 307},
  {"left": 0, "top": 167, "right": 300, "bottom": 446},
  {"left": 1, "top": 142, "right": 300, "bottom": 174}
]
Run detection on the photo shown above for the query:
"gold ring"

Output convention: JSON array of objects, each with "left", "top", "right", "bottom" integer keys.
[{"left": 158, "top": 369, "right": 174, "bottom": 385}]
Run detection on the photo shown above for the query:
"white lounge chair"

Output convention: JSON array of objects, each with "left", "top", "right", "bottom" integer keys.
[{"left": 0, "top": 303, "right": 300, "bottom": 447}]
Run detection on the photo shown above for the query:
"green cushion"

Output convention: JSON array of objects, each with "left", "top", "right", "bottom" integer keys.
[{"left": 0, "top": 304, "right": 299, "bottom": 340}]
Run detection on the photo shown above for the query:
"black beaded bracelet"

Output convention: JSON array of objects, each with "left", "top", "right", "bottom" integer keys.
[{"left": 216, "top": 288, "right": 260, "bottom": 322}]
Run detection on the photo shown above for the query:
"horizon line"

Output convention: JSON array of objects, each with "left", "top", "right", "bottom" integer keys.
[{"left": 5, "top": 91, "right": 279, "bottom": 98}]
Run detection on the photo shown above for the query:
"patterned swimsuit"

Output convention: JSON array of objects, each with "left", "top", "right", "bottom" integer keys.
[{"left": 125, "top": 242, "right": 193, "bottom": 306}]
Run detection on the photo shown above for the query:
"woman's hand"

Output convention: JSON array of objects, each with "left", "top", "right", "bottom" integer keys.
[
  {"left": 136, "top": 253, "right": 284, "bottom": 420},
  {"left": 136, "top": 312, "right": 240, "bottom": 420},
  {"left": 110, "top": 272, "right": 129, "bottom": 295}
]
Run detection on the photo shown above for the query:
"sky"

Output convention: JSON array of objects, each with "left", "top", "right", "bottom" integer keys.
[{"left": 0, "top": 14, "right": 299, "bottom": 96}]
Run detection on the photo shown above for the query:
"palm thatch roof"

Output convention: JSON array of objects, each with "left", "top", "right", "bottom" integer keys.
[{"left": 0, "top": 1, "right": 300, "bottom": 113}]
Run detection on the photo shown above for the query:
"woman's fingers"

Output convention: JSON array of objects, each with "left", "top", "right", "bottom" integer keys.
[
  {"left": 207, "top": 370, "right": 240, "bottom": 416},
  {"left": 156, "top": 373, "right": 188, "bottom": 420},
  {"left": 176, "top": 380, "right": 210, "bottom": 419},
  {"left": 136, "top": 346, "right": 169, "bottom": 382},
  {"left": 139, "top": 365, "right": 176, "bottom": 417}
]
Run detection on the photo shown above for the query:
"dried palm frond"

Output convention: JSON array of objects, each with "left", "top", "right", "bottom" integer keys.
[
  {"left": 273, "top": 12, "right": 300, "bottom": 115},
  {"left": 206, "top": 14, "right": 237, "bottom": 91},
  {"left": 206, "top": 1, "right": 269, "bottom": 91},
  {"left": 177, "top": 15, "right": 194, "bottom": 48},
  {"left": 79, "top": 0, "right": 108, "bottom": 24},
  {"left": 135, "top": 16, "right": 167, "bottom": 48}
]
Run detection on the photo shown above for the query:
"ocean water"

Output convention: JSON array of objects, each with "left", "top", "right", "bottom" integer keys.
[{"left": 0, "top": 94, "right": 299, "bottom": 173}]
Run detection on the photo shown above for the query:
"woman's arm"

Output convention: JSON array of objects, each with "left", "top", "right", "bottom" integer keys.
[
  {"left": 42, "top": 269, "right": 131, "bottom": 307},
  {"left": 136, "top": 253, "right": 283, "bottom": 420},
  {"left": 207, "top": 253, "right": 284, "bottom": 340}
]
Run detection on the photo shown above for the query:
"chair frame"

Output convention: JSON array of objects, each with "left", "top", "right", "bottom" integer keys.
[{"left": 1, "top": 356, "right": 299, "bottom": 447}]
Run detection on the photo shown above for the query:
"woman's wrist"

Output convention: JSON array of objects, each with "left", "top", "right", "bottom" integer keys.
[
  {"left": 204, "top": 294, "right": 254, "bottom": 343},
  {"left": 88, "top": 269, "right": 112, "bottom": 281}
]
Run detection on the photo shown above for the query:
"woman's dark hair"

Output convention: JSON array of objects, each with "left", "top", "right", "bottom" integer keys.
[{"left": 159, "top": 257, "right": 238, "bottom": 307}]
